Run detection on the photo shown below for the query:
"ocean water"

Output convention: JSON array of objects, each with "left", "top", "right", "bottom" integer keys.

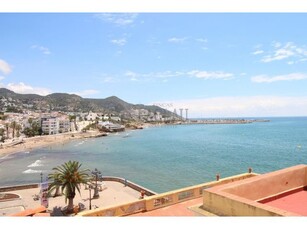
[{"left": 0, "top": 117, "right": 306, "bottom": 193}]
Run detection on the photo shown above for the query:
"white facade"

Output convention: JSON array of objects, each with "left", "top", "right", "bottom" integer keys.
[
  {"left": 110, "top": 116, "right": 121, "bottom": 122},
  {"left": 41, "top": 117, "right": 59, "bottom": 135},
  {"left": 76, "top": 120, "right": 92, "bottom": 131},
  {"left": 86, "top": 111, "right": 98, "bottom": 121},
  {"left": 102, "top": 114, "right": 109, "bottom": 120},
  {"left": 59, "top": 119, "right": 71, "bottom": 133}
]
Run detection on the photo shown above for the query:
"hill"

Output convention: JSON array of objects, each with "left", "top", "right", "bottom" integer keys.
[{"left": 0, "top": 88, "right": 176, "bottom": 120}]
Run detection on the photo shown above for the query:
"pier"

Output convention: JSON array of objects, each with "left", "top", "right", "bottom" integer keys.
[{"left": 174, "top": 118, "right": 270, "bottom": 125}]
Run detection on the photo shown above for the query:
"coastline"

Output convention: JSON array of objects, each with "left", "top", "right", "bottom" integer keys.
[
  {"left": 0, "top": 130, "right": 104, "bottom": 158},
  {"left": 0, "top": 119, "right": 263, "bottom": 158},
  {"left": 0, "top": 122, "right": 153, "bottom": 159}
]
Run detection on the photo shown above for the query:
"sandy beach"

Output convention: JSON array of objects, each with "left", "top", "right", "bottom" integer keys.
[
  {"left": 0, "top": 130, "right": 104, "bottom": 158},
  {"left": 0, "top": 122, "right": 158, "bottom": 158}
]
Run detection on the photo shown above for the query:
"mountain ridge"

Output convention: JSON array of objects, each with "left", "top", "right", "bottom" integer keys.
[{"left": 0, "top": 88, "right": 175, "bottom": 119}]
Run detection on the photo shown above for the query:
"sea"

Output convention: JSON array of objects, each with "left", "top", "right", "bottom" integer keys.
[{"left": 0, "top": 117, "right": 306, "bottom": 193}]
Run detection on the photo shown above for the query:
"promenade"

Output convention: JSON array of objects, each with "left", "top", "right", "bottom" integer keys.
[{"left": 0, "top": 181, "right": 145, "bottom": 216}]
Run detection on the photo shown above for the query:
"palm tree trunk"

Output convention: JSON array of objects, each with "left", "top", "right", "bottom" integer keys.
[
  {"left": 67, "top": 198, "right": 74, "bottom": 213},
  {"left": 5, "top": 126, "right": 9, "bottom": 138}
]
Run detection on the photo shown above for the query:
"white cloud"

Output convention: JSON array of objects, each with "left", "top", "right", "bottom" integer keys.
[
  {"left": 0, "top": 59, "right": 12, "bottom": 75},
  {"left": 156, "top": 96, "right": 307, "bottom": 118},
  {"left": 95, "top": 13, "right": 138, "bottom": 26},
  {"left": 31, "top": 45, "right": 51, "bottom": 55},
  {"left": 251, "top": 73, "right": 307, "bottom": 83},
  {"left": 188, "top": 70, "right": 234, "bottom": 80},
  {"left": 272, "top": 41, "right": 282, "bottom": 48},
  {"left": 124, "top": 71, "right": 140, "bottom": 81},
  {"left": 252, "top": 50, "right": 264, "bottom": 55},
  {"left": 168, "top": 37, "right": 187, "bottom": 43},
  {"left": 6, "top": 82, "right": 52, "bottom": 96},
  {"left": 195, "top": 38, "right": 207, "bottom": 43},
  {"left": 254, "top": 44, "right": 263, "bottom": 49},
  {"left": 111, "top": 38, "right": 127, "bottom": 46},
  {"left": 147, "top": 37, "right": 161, "bottom": 46},
  {"left": 259, "top": 42, "right": 307, "bottom": 63},
  {"left": 71, "top": 89, "right": 100, "bottom": 97},
  {"left": 0, "top": 76, "right": 4, "bottom": 81},
  {"left": 124, "top": 70, "right": 234, "bottom": 81},
  {"left": 125, "top": 70, "right": 185, "bottom": 81},
  {"left": 103, "top": 77, "right": 117, "bottom": 83}
]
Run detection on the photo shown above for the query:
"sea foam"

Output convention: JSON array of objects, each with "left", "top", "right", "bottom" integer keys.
[
  {"left": 27, "top": 160, "right": 43, "bottom": 167},
  {"left": 22, "top": 169, "right": 42, "bottom": 174}
]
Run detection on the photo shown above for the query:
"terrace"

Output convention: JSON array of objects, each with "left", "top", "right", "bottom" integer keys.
[{"left": 202, "top": 164, "right": 307, "bottom": 216}]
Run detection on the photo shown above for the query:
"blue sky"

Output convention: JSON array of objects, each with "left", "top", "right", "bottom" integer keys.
[{"left": 1, "top": 13, "right": 307, "bottom": 117}]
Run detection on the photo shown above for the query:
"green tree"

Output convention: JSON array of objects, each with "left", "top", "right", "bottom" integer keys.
[
  {"left": 4, "top": 123, "right": 9, "bottom": 138},
  {"left": 16, "top": 124, "right": 22, "bottom": 138},
  {"left": 10, "top": 121, "right": 17, "bottom": 139},
  {"left": 48, "top": 161, "right": 90, "bottom": 213},
  {"left": 23, "top": 127, "right": 34, "bottom": 137},
  {"left": 69, "top": 115, "right": 76, "bottom": 122},
  {"left": 28, "top": 118, "right": 33, "bottom": 125},
  {"left": 29, "top": 120, "right": 42, "bottom": 136},
  {"left": 0, "top": 128, "right": 5, "bottom": 143}
]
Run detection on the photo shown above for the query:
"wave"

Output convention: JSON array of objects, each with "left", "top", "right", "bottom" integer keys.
[
  {"left": 27, "top": 160, "right": 43, "bottom": 167},
  {"left": 22, "top": 169, "right": 42, "bottom": 174},
  {"left": 75, "top": 141, "right": 85, "bottom": 146}
]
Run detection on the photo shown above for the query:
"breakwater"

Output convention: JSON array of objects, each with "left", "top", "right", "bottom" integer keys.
[{"left": 180, "top": 118, "right": 270, "bottom": 125}]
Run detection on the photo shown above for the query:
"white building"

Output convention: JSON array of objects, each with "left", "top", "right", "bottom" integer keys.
[
  {"left": 98, "top": 121, "right": 125, "bottom": 132},
  {"left": 76, "top": 120, "right": 92, "bottom": 131},
  {"left": 102, "top": 114, "right": 109, "bottom": 121},
  {"left": 86, "top": 111, "right": 98, "bottom": 121},
  {"left": 155, "top": 112, "right": 163, "bottom": 121},
  {"left": 110, "top": 116, "right": 121, "bottom": 122},
  {"left": 41, "top": 117, "right": 59, "bottom": 135},
  {"left": 59, "top": 119, "right": 71, "bottom": 133}
]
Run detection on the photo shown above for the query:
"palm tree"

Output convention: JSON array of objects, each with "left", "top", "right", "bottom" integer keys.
[
  {"left": 49, "top": 173, "right": 62, "bottom": 197},
  {"left": 10, "top": 121, "right": 17, "bottom": 139},
  {"left": 48, "top": 161, "right": 90, "bottom": 213},
  {"left": 15, "top": 124, "right": 22, "bottom": 138},
  {"left": 5, "top": 123, "right": 9, "bottom": 139}
]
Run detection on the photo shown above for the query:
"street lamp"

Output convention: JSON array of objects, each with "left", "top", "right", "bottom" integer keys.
[
  {"left": 89, "top": 186, "right": 92, "bottom": 210},
  {"left": 40, "top": 172, "right": 43, "bottom": 183},
  {"left": 91, "top": 168, "right": 101, "bottom": 199}
]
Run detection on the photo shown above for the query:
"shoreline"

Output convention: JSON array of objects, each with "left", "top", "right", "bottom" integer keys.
[
  {"left": 0, "top": 130, "right": 105, "bottom": 158},
  {"left": 0, "top": 119, "right": 267, "bottom": 158},
  {"left": 0, "top": 123, "right": 154, "bottom": 159}
]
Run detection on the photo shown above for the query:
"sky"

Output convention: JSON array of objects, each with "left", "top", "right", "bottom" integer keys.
[{"left": 1, "top": 12, "right": 307, "bottom": 117}]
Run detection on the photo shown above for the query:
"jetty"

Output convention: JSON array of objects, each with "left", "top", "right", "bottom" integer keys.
[{"left": 174, "top": 119, "right": 270, "bottom": 125}]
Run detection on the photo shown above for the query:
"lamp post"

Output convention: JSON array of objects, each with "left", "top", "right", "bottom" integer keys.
[
  {"left": 89, "top": 186, "right": 92, "bottom": 210},
  {"left": 91, "top": 168, "right": 101, "bottom": 199},
  {"left": 40, "top": 172, "right": 43, "bottom": 183}
]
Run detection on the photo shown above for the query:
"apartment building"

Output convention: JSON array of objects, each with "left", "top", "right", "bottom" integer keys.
[{"left": 41, "top": 117, "right": 59, "bottom": 135}]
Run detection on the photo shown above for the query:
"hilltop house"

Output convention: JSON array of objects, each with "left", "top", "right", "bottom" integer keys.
[{"left": 86, "top": 111, "right": 98, "bottom": 121}]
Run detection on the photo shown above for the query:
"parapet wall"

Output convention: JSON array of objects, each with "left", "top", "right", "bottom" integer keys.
[
  {"left": 0, "top": 183, "right": 39, "bottom": 192},
  {"left": 101, "top": 176, "right": 157, "bottom": 196},
  {"left": 79, "top": 172, "right": 257, "bottom": 216},
  {"left": 223, "top": 164, "right": 307, "bottom": 201},
  {"left": 202, "top": 164, "right": 307, "bottom": 216}
]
